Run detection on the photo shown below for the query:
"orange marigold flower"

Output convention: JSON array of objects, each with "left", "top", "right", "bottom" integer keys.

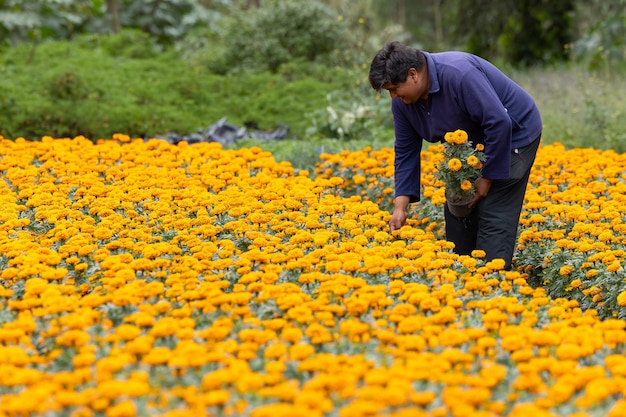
[
  {"left": 447, "top": 158, "right": 462, "bottom": 172},
  {"left": 467, "top": 155, "right": 480, "bottom": 167},
  {"left": 460, "top": 180, "right": 473, "bottom": 191},
  {"left": 617, "top": 291, "right": 626, "bottom": 307},
  {"left": 444, "top": 129, "right": 469, "bottom": 145}
]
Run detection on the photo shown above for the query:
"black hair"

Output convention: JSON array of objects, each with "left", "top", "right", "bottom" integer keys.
[{"left": 368, "top": 41, "right": 426, "bottom": 92}]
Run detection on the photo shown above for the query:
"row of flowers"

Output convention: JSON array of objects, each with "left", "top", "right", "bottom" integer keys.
[{"left": 0, "top": 134, "right": 624, "bottom": 416}]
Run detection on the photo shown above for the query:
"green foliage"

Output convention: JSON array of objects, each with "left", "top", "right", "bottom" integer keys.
[
  {"left": 305, "top": 91, "right": 393, "bottom": 141},
  {"left": 0, "top": 0, "right": 100, "bottom": 46},
  {"left": 569, "top": 0, "right": 626, "bottom": 70},
  {"left": 571, "top": 16, "right": 626, "bottom": 70},
  {"left": 0, "top": 0, "right": 214, "bottom": 48},
  {"left": 498, "top": 0, "right": 575, "bottom": 66},
  {"left": 75, "top": 29, "right": 162, "bottom": 59},
  {"left": 111, "top": 0, "right": 212, "bottom": 46},
  {"left": 457, "top": 0, "right": 575, "bottom": 67},
  {"left": 213, "top": 0, "right": 350, "bottom": 73},
  {"left": 0, "top": 34, "right": 354, "bottom": 141}
]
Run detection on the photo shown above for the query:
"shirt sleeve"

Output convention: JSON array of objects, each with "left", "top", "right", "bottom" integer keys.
[
  {"left": 456, "top": 69, "right": 512, "bottom": 180},
  {"left": 392, "top": 100, "right": 422, "bottom": 202}
]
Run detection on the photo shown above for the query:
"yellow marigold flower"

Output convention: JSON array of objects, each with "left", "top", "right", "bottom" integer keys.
[
  {"left": 56, "top": 330, "right": 90, "bottom": 347},
  {"left": 72, "top": 352, "right": 97, "bottom": 368},
  {"left": 547, "top": 381, "right": 576, "bottom": 405},
  {"left": 305, "top": 323, "right": 332, "bottom": 344},
  {"left": 124, "top": 335, "right": 154, "bottom": 355},
  {"left": 353, "top": 174, "right": 367, "bottom": 185},
  {"left": 264, "top": 342, "right": 288, "bottom": 359},
  {"left": 447, "top": 158, "right": 462, "bottom": 172},
  {"left": 617, "top": 291, "right": 626, "bottom": 307},
  {"left": 559, "top": 265, "right": 574, "bottom": 275},
  {"left": 444, "top": 129, "right": 469, "bottom": 145},
  {"left": 289, "top": 343, "right": 315, "bottom": 361},
  {"left": 281, "top": 326, "right": 303, "bottom": 344},
  {"left": 141, "top": 346, "right": 171, "bottom": 365},
  {"left": 342, "top": 259, "right": 361, "bottom": 272},
  {"left": 467, "top": 155, "right": 480, "bottom": 167},
  {"left": 578, "top": 378, "right": 614, "bottom": 405},
  {"left": 105, "top": 399, "right": 136, "bottom": 417},
  {"left": 607, "top": 261, "right": 621, "bottom": 273},
  {"left": 471, "top": 250, "right": 486, "bottom": 258},
  {"left": 460, "top": 179, "right": 473, "bottom": 191},
  {"left": 204, "top": 389, "right": 230, "bottom": 407},
  {"left": 24, "top": 277, "right": 49, "bottom": 294},
  {"left": 608, "top": 399, "right": 626, "bottom": 417},
  {"left": 115, "top": 324, "right": 142, "bottom": 341},
  {"left": 409, "top": 391, "right": 436, "bottom": 406},
  {"left": 555, "top": 344, "right": 582, "bottom": 360},
  {"left": 570, "top": 279, "right": 583, "bottom": 289},
  {"left": 486, "top": 258, "right": 506, "bottom": 271}
]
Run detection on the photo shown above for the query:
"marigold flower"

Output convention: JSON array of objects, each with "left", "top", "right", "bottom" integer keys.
[
  {"left": 460, "top": 179, "right": 473, "bottom": 191},
  {"left": 141, "top": 346, "right": 171, "bottom": 365},
  {"left": 471, "top": 249, "right": 486, "bottom": 258},
  {"left": 444, "top": 129, "right": 468, "bottom": 145},
  {"left": 105, "top": 399, "right": 137, "bottom": 417},
  {"left": 289, "top": 343, "right": 315, "bottom": 361},
  {"left": 447, "top": 158, "right": 462, "bottom": 172},
  {"left": 467, "top": 155, "right": 480, "bottom": 167}
]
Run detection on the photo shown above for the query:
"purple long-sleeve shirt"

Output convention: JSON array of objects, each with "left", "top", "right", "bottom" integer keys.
[{"left": 392, "top": 51, "right": 542, "bottom": 202}]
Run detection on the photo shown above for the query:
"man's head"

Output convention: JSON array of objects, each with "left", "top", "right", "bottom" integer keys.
[{"left": 368, "top": 41, "right": 429, "bottom": 104}]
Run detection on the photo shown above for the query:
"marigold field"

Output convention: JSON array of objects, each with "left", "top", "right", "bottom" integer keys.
[{"left": 0, "top": 134, "right": 625, "bottom": 417}]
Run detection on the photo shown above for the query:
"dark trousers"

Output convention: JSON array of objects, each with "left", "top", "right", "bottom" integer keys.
[{"left": 444, "top": 135, "right": 541, "bottom": 269}]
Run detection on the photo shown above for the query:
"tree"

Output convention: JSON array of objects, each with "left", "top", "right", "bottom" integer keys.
[
  {"left": 105, "top": 0, "right": 120, "bottom": 33},
  {"left": 455, "top": 0, "right": 575, "bottom": 66},
  {"left": 215, "top": 0, "right": 350, "bottom": 73}
]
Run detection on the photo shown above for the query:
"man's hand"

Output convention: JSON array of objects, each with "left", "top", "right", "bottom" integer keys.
[
  {"left": 390, "top": 196, "right": 411, "bottom": 233},
  {"left": 390, "top": 208, "right": 408, "bottom": 232},
  {"left": 468, "top": 177, "right": 492, "bottom": 209}
]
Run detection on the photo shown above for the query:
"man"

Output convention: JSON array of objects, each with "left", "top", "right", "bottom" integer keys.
[{"left": 368, "top": 41, "right": 542, "bottom": 270}]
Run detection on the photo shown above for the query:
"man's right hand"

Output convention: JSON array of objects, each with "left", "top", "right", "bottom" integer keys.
[{"left": 389, "top": 196, "right": 411, "bottom": 233}]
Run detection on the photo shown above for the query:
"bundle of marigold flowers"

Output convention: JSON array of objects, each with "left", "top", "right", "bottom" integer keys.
[{"left": 434, "top": 129, "right": 485, "bottom": 205}]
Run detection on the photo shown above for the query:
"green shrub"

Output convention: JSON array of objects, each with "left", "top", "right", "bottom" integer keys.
[
  {"left": 305, "top": 90, "right": 393, "bottom": 141},
  {"left": 0, "top": 34, "right": 355, "bottom": 141},
  {"left": 74, "top": 29, "right": 162, "bottom": 60},
  {"left": 213, "top": 0, "right": 350, "bottom": 73}
]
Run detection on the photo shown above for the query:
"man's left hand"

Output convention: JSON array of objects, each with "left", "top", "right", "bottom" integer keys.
[{"left": 468, "top": 177, "right": 492, "bottom": 209}]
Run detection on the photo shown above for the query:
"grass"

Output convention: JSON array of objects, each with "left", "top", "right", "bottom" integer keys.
[{"left": 509, "top": 63, "right": 626, "bottom": 153}]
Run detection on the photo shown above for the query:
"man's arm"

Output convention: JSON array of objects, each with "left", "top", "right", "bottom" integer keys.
[{"left": 390, "top": 195, "right": 411, "bottom": 232}]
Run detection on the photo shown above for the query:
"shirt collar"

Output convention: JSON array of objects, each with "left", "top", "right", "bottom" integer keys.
[{"left": 422, "top": 51, "right": 440, "bottom": 95}]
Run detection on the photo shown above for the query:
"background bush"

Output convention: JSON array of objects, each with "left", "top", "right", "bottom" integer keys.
[
  {"left": 0, "top": 30, "right": 357, "bottom": 142},
  {"left": 209, "top": 0, "right": 350, "bottom": 74}
]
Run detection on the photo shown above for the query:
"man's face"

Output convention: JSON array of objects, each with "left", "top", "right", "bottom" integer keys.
[{"left": 382, "top": 68, "right": 428, "bottom": 104}]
